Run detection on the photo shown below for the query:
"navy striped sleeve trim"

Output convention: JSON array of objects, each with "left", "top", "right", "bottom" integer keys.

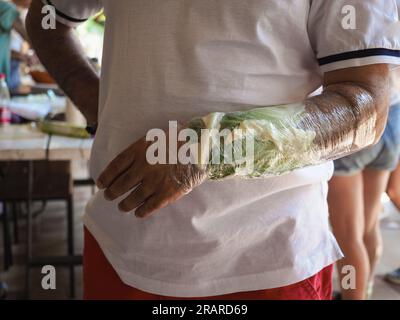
[
  {"left": 318, "top": 48, "right": 400, "bottom": 66},
  {"left": 45, "top": 0, "right": 89, "bottom": 23}
]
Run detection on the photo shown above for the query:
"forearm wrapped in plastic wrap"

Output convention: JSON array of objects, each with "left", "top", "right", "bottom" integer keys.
[{"left": 186, "top": 84, "right": 378, "bottom": 180}]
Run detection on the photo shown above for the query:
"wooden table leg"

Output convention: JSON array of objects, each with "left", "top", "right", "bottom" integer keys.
[
  {"left": 25, "top": 161, "right": 33, "bottom": 299},
  {"left": 67, "top": 195, "right": 75, "bottom": 299},
  {"left": 2, "top": 202, "right": 12, "bottom": 270}
]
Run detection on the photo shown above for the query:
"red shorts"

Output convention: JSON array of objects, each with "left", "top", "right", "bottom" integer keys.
[{"left": 83, "top": 227, "right": 333, "bottom": 300}]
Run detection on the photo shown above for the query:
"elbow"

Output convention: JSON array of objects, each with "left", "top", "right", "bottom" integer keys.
[
  {"left": 354, "top": 94, "right": 389, "bottom": 148},
  {"left": 347, "top": 79, "right": 390, "bottom": 147}
]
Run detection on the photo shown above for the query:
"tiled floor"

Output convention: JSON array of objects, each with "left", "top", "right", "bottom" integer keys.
[{"left": 1, "top": 170, "right": 400, "bottom": 299}]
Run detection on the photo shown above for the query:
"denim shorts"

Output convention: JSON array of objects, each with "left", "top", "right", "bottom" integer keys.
[{"left": 334, "top": 103, "right": 400, "bottom": 176}]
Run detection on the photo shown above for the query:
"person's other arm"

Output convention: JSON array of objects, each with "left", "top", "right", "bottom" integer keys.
[{"left": 25, "top": 0, "right": 99, "bottom": 125}]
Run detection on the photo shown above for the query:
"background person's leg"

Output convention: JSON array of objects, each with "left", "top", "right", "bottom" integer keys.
[
  {"left": 328, "top": 174, "right": 370, "bottom": 300},
  {"left": 384, "top": 161, "right": 400, "bottom": 285},
  {"left": 362, "top": 168, "right": 391, "bottom": 298},
  {"left": 387, "top": 161, "right": 400, "bottom": 210}
]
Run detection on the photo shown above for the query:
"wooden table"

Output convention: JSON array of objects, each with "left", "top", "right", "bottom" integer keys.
[
  {"left": 0, "top": 124, "right": 93, "bottom": 298},
  {"left": 0, "top": 124, "right": 92, "bottom": 161}
]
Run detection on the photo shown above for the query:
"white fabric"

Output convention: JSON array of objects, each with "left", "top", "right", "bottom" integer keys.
[
  {"left": 42, "top": 0, "right": 102, "bottom": 27},
  {"left": 50, "top": 0, "right": 400, "bottom": 297}
]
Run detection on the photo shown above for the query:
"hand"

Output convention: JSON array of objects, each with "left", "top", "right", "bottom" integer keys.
[{"left": 96, "top": 133, "right": 208, "bottom": 218}]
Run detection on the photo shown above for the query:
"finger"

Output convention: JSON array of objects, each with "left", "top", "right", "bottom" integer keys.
[
  {"left": 134, "top": 195, "right": 168, "bottom": 218},
  {"left": 103, "top": 167, "right": 142, "bottom": 201},
  {"left": 97, "top": 148, "right": 135, "bottom": 189},
  {"left": 118, "top": 183, "right": 155, "bottom": 213},
  {"left": 135, "top": 188, "right": 186, "bottom": 218}
]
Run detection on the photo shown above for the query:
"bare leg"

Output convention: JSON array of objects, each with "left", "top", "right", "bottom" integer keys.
[
  {"left": 328, "top": 174, "right": 369, "bottom": 300},
  {"left": 363, "top": 169, "right": 390, "bottom": 285},
  {"left": 387, "top": 162, "right": 400, "bottom": 210}
]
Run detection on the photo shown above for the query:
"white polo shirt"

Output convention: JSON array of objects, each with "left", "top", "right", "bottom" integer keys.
[{"left": 46, "top": 0, "right": 400, "bottom": 297}]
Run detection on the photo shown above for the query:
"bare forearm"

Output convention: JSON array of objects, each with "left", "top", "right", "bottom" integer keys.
[{"left": 26, "top": 0, "right": 99, "bottom": 124}]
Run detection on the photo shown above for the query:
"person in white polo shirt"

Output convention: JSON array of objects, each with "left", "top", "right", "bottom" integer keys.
[{"left": 26, "top": 0, "right": 400, "bottom": 299}]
